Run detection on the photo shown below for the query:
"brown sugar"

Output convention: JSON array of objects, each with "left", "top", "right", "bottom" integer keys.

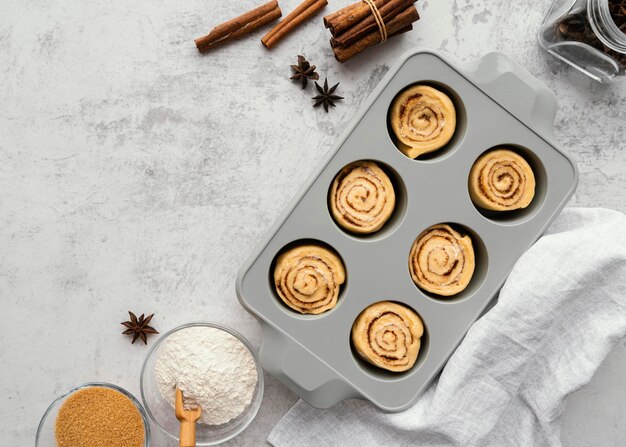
[{"left": 55, "top": 386, "right": 145, "bottom": 447}]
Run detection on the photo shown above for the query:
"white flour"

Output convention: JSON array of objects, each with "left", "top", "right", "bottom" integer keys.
[{"left": 155, "top": 326, "right": 258, "bottom": 425}]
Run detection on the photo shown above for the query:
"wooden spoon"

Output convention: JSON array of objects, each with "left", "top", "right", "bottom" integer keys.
[{"left": 175, "top": 387, "right": 202, "bottom": 447}]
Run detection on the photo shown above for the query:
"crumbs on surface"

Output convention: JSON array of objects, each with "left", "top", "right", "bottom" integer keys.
[{"left": 55, "top": 387, "right": 145, "bottom": 447}]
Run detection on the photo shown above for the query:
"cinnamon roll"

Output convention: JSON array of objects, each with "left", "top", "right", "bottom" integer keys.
[
  {"left": 274, "top": 245, "right": 346, "bottom": 314},
  {"left": 409, "top": 224, "right": 475, "bottom": 296},
  {"left": 469, "top": 149, "right": 536, "bottom": 211},
  {"left": 352, "top": 301, "right": 424, "bottom": 372},
  {"left": 390, "top": 85, "right": 456, "bottom": 158},
  {"left": 329, "top": 161, "right": 395, "bottom": 234}
]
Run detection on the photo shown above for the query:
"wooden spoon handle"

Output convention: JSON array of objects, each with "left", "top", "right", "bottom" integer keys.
[{"left": 179, "top": 418, "right": 197, "bottom": 447}]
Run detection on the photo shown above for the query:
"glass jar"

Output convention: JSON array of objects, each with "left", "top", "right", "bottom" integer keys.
[{"left": 539, "top": 0, "right": 626, "bottom": 82}]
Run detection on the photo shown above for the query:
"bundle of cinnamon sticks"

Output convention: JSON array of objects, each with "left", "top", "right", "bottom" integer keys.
[{"left": 324, "top": 0, "right": 419, "bottom": 63}]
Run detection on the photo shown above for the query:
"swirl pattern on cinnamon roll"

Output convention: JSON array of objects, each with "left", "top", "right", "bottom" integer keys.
[
  {"left": 274, "top": 245, "right": 346, "bottom": 314},
  {"left": 352, "top": 301, "right": 424, "bottom": 372},
  {"left": 390, "top": 85, "right": 457, "bottom": 158},
  {"left": 469, "top": 149, "right": 536, "bottom": 211},
  {"left": 409, "top": 224, "right": 475, "bottom": 296},
  {"left": 330, "top": 161, "right": 396, "bottom": 234}
]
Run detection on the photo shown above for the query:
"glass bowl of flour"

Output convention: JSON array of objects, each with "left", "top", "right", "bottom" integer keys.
[{"left": 140, "top": 322, "right": 264, "bottom": 445}]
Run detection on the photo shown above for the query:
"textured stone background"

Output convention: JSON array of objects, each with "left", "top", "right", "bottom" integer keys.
[{"left": 1, "top": 0, "right": 625, "bottom": 445}]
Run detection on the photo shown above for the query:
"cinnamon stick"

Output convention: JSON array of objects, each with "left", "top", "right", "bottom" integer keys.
[
  {"left": 334, "top": 0, "right": 416, "bottom": 47},
  {"left": 332, "top": 5, "right": 419, "bottom": 63},
  {"left": 322, "top": 2, "right": 361, "bottom": 29},
  {"left": 384, "top": 24, "right": 413, "bottom": 38},
  {"left": 333, "top": 25, "right": 413, "bottom": 60},
  {"left": 261, "top": 0, "right": 328, "bottom": 49},
  {"left": 324, "top": 0, "right": 393, "bottom": 36},
  {"left": 195, "top": 0, "right": 281, "bottom": 52}
]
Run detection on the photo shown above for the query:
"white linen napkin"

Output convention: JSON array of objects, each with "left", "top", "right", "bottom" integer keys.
[{"left": 268, "top": 208, "right": 626, "bottom": 447}]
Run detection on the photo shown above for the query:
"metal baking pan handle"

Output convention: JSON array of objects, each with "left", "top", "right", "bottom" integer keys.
[
  {"left": 459, "top": 51, "right": 558, "bottom": 138},
  {"left": 258, "top": 322, "right": 359, "bottom": 408}
]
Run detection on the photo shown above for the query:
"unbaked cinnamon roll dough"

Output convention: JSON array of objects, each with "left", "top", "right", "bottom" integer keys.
[
  {"left": 329, "top": 161, "right": 395, "bottom": 234},
  {"left": 409, "top": 224, "right": 475, "bottom": 296},
  {"left": 469, "top": 149, "right": 536, "bottom": 211},
  {"left": 274, "top": 245, "right": 345, "bottom": 314},
  {"left": 390, "top": 85, "right": 456, "bottom": 158},
  {"left": 352, "top": 301, "right": 424, "bottom": 372}
]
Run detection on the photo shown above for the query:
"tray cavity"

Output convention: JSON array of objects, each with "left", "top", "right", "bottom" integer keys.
[
  {"left": 387, "top": 80, "right": 467, "bottom": 162},
  {"left": 468, "top": 145, "right": 548, "bottom": 224},
  {"left": 269, "top": 239, "right": 348, "bottom": 319},
  {"left": 327, "top": 159, "right": 408, "bottom": 240},
  {"left": 408, "top": 223, "right": 489, "bottom": 303},
  {"left": 349, "top": 301, "right": 430, "bottom": 381}
]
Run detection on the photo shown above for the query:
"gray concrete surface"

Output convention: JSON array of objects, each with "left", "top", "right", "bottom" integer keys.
[{"left": 1, "top": 0, "right": 625, "bottom": 445}]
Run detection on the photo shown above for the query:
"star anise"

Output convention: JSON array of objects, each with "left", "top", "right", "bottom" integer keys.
[
  {"left": 312, "top": 78, "right": 344, "bottom": 113},
  {"left": 290, "top": 55, "right": 319, "bottom": 89},
  {"left": 121, "top": 311, "right": 159, "bottom": 345}
]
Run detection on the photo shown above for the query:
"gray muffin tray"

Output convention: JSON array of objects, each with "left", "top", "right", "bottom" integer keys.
[{"left": 236, "top": 50, "right": 578, "bottom": 412}]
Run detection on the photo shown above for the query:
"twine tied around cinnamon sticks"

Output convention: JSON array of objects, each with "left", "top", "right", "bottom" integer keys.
[
  {"left": 362, "top": 0, "right": 388, "bottom": 43},
  {"left": 324, "top": 0, "right": 420, "bottom": 62}
]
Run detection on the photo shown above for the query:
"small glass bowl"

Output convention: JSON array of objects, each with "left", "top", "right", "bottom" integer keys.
[
  {"left": 140, "top": 322, "right": 264, "bottom": 446},
  {"left": 36, "top": 382, "right": 151, "bottom": 446}
]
